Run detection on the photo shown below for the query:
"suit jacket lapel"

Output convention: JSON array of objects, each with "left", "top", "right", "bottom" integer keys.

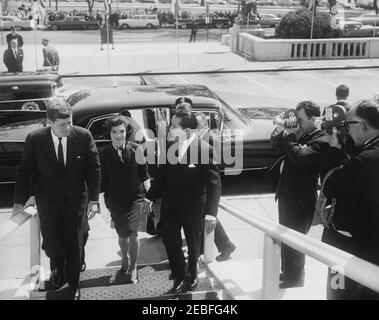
[{"left": 66, "top": 128, "right": 77, "bottom": 172}]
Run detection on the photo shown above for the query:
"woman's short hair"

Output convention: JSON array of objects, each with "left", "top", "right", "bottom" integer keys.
[
  {"left": 105, "top": 115, "right": 134, "bottom": 140},
  {"left": 46, "top": 98, "right": 73, "bottom": 122}
]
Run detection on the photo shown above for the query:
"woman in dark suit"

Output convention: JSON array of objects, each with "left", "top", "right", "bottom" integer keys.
[{"left": 100, "top": 115, "right": 150, "bottom": 283}]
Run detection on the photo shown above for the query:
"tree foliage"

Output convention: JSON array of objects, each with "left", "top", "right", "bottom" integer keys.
[
  {"left": 275, "top": 8, "right": 342, "bottom": 39},
  {"left": 87, "top": 0, "right": 95, "bottom": 13}
]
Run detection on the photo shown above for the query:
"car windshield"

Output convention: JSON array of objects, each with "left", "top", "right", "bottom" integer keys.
[{"left": 0, "top": 84, "right": 55, "bottom": 101}]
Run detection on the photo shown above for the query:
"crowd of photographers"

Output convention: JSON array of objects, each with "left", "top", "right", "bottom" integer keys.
[{"left": 271, "top": 85, "right": 379, "bottom": 299}]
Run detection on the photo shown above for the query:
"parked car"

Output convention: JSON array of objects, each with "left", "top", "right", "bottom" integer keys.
[
  {"left": 0, "top": 72, "right": 64, "bottom": 111},
  {"left": 119, "top": 15, "right": 160, "bottom": 29},
  {"left": 348, "top": 12, "right": 379, "bottom": 26},
  {"left": 343, "top": 23, "right": 379, "bottom": 37},
  {"left": 0, "top": 84, "right": 283, "bottom": 184},
  {"left": 178, "top": 13, "right": 232, "bottom": 29},
  {"left": 47, "top": 16, "right": 100, "bottom": 31},
  {"left": 256, "top": 0, "right": 277, "bottom": 5},
  {"left": 277, "top": 0, "right": 299, "bottom": 6},
  {"left": 257, "top": 13, "right": 281, "bottom": 28},
  {"left": 0, "top": 16, "right": 35, "bottom": 30},
  {"left": 355, "top": 0, "right": 373, "bottom": 9}
]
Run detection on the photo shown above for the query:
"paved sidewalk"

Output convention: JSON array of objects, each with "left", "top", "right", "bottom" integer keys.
[{"left": 12, "top": 41, "right": 379, "bottom": 75}]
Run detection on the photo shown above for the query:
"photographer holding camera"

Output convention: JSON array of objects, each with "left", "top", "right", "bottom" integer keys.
[
  {"left": 320, "top": 99, "right": 379, "bottom": 300},
  {"left": 271, "top": 101, "right": 329, "bottom": 289}
]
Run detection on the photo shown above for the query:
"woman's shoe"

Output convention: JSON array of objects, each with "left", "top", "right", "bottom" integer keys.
[{"left": 128, "top": 267, "right": 138, "bottom": 284}]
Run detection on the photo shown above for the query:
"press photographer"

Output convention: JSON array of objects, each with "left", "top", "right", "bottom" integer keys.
[
  {"left": 271, "top": 101, "right": 329, "bottom": 288},
  {"left": 319, "top": 99, "right": 379, "bottom": 300}
]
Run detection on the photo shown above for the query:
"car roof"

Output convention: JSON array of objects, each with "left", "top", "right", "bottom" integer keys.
[
  {"left": 68, "top": 84, "right": 222, "bottom": 117},
  {"left": 0, "top": 72, "right": 61, "bottom": 86}
]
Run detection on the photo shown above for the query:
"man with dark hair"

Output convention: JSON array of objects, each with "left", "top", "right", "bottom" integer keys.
[
  {"left": 321, "top": 99, "right": 379, "bottom": 300},
  {"left": 13, "top": 98, "right": 101, "bottom": 300},
  {"left": 271, "top": 100, "right": 329, "bottom": 288},
  {"left": 6, "top": 26, "right": 24, "bottom": 48},
  {"left": 335, "top": 84, "right": 350, "bottom": 111},
  {"left": 146, "top": 108, "right": 221, "bottom": 293},
  {"left": 3, "top": 38, "right": 23, "bottom": 73}
]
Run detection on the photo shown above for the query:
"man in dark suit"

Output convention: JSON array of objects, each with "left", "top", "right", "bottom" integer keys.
[
  {"left": 146, "top": 108, "right": 221, "bottom": 293},
  {"left": 42, "top": 38, "right": 60, "bottom": 71},
  {"left": 335, "top": 84, "right": 351, "bottom": 111},
  {"left": 271, "top": 101, "right": 329, "bottom": 288},
  {"left": 6, "top": 27, "right": 24, "bottom": 48},
  {"left": 13, "top": 98, "right": 101, "bottom": 300},
  {"left": 3, "top": 38, "right": 23, "bottom": 73},
  {"left": 321, "top": 99, "right": 379, "bottom": 300},
  {"left": 189, "top": 19, "right": 198, "bottom": 42}
]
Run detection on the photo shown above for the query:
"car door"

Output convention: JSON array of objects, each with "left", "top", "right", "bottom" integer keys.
[{"left": 0, "top": 111, "right": 47, "bottom": 184}]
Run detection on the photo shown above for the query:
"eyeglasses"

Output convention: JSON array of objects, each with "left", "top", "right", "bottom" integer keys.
[{"left": 344, "top": 120, "right": 362, "bottom": 128}]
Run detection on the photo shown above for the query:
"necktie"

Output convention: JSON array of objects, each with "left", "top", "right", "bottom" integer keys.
[
  {"left": 13, "top": 49, "right": 18, "bottom": 59},
  {"left": 58, "top": 138, "right": 65, "bottom": 169}
]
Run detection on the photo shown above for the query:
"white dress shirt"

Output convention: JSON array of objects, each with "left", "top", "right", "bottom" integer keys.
[{"left": 51, "top": 129, "right": 67, "bottom": 166}]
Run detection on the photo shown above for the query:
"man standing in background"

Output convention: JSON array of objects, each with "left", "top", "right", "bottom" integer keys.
[{"left": 42, "top": 38, "right": 60, "bottom": 71}]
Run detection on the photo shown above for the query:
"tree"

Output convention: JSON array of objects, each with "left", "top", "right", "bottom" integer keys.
[
  {"left": 87, "top": 0, "right": 95, "bottom": 13},
  {"left": 328, "top": 0, "right": 337, "bottom": 11},
  {"left": 275, "top": 8, "right": 342, "bottom": 39}
]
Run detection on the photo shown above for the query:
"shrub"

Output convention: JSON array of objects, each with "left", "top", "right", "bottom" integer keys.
[{"left": 275, "top": 8, "right": 342, "bottom": 39}]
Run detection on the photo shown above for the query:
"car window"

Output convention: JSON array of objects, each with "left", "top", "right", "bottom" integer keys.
[
  {"left": 193, "top": 110, "right": 222, "bottom": 130},
  {"left": 0, "top": 85, "right": 55, "bottom": 101},
  {"left": 87, "top": 109, "right": 155, "bottom": 142},
  {"left": 219, "top": 100, "right": 252, "bottom": 130}
]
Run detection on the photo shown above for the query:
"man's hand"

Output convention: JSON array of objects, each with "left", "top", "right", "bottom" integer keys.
[
  {"left": 141, "top": 199, "right": 153, "bottom": 215},
  {"left": 327, "top": 127, "right": 341, "bottom": 149},
  {"left": 24, "top": 196, "right": 36, "bottom": 208},
  {"left": 205, "top": 218, "right": 216, "bottom": 234},
  {"left": 87, "top": 201, "right": 100, "bottom": 220}
]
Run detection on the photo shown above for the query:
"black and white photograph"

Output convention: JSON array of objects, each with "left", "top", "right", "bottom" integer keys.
[{"left": 0, "top": 0, "right": 379, "bottom": 305}]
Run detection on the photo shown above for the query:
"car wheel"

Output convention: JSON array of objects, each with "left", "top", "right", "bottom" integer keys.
[
  {"left": 146, "top": 23, "right": 154, "bottom": 29},
  {"left": 21, "top": 101, "right": 41, "bottom": 111},
  {"left": 52, "top": 25, "right": 58, "bottom": 31},
  {"left": 180, "top": 22, "right": 187, "bottom": 29},
  {"left": 121, "top": 24, "right": 130, "bottom": 29},
  {"left": 215, "top": 23, "right": 223, "bottom": 29},
  {"left": 83, "top": 25, "right": 88, "bottom": 30}
]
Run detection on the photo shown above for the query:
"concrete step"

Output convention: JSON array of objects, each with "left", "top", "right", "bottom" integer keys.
[
  {"left": 30, "top": 262, "right": 227, "bottom": 300},
  {"left": 207, "top": 257, "right": 328, "bottom": 300}
]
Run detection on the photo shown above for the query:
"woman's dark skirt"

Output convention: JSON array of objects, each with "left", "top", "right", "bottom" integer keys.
[{"left": 111, "top": 199, "right": 144, "bottom": 238}]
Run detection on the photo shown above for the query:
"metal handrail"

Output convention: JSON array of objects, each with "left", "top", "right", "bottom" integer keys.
[
  {"left": 219, "top": 198, "right": 379, "bottom": 294},
  {"left": 0, "top": 206, "right": 37, "bottom": 242},
  {"left": 0, "top": 206, "right": 41, "bottom": 299}
]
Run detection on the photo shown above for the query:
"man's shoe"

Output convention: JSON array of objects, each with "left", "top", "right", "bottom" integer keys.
[
  {"left": 80, "top": 262, "right": 86, "bottom": 272},
  {"left": 171, "top": 278, "right": 187, "bottom": 294},
  {"left": 70, "top": 287, "right": 81, "bottom": 300},
  {"left": 49, "top": 268, "right": 64, "bottom": 290},
  {"left": 216, "top": 243, "right": 236, "bottom": 262},
  {"left": 279, "top": 274, "right": 305, "bottom": 289},
  {"left": 188, "top": 277, "right": 198, "bottom": 291}
]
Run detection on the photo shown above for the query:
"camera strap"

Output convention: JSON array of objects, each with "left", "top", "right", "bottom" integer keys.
[{"left": 315, "top": 166, "right": 342, "bottom": 229}]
